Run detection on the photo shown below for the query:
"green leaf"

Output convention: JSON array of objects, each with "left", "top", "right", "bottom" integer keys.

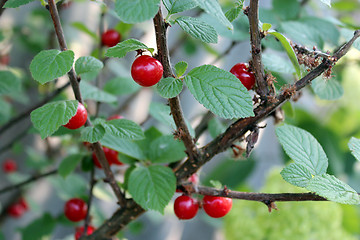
[
  {"left": 101, "top": 134, "right": 146, "bottom": 160},
  {"left": 348, "top": 137, "right": 360, "bottom": 161},
  {"left": 320, "top": 0, "right": 331, "bottom": 7},
  {"left": 80, "top": 124, "right": 106, "bottom": 143},
  {"left": 0, "top": 71, "right": 21, "bottom": 95},
  {"left": 30, "top": 49, "right": 75, "bottom": 84},
  {"left": 136, "top": 127, "right": 163, "bottom": 157},
  {"left": 299, "top": 17, "right": 339, "bottom": 46},
  {"left": 0, "top": 99, "right": 11, "bottom": 124},
  {"left": 156, "top": 77, "right": 183, "bottom": 98},
  {"left": 194, "top": 0, "right": 233, "bottom": 30},
  {"left": 50, "top": 174, "right": 88, "bottom": 200},
  {"left": 80, "top": 81, "right": 117, "bottom": 103},
  {"left": 148, "top": 135, "right": 186, "bottom": 163},
  {"left": 103, "top": 77, "right": 141, "bottom": 96},
  {"left": 149, "top": 102, "right": 176, "bottom": 129},
  {"left": 306, "top": 174, "right": 360, "bottom": 204},
  {"left": 30, "top": 100, "right": 78, "bottom": 138},
  {"left": 208, "top": 117, "right": 225, "bottom": 138},
  {"left": 280, "top": 163, "right": 313, "bottom": 188},
  {"left": 184, "top": 65, "right": 254, "bottom": 119},
  {"left": 311, "top": 77, "right": 344, "bottom": 100},
  {"left": 20, "top": 213, "right": 56, "bottom": 240},
  {"left": 276, "top": 124, "right": 328, "bottom": 175},
  {"left": 268, "top": 31, "right": 301, "bottom": 78},
  {"left": 175, "top": 16, "right": 218, "bottom": 43},
  {"left": 272, "top": 0, "right": 300, "bottom": 20},
  {"left": 71, "top": 22, "right": 98, "bottom": 40},
  {"left": 105, "top": 38, "right": 149, "bottom": 58},
  {"left": 115, "top": 0, "right": 160, "bottom": 23},
  {"left": 174, "top": 61, "right": 188, "bottom": 77},
  {"left": 102, "top": 119, "right": 144, "bottom": 140},
  {"left": 262, "top": 53, "right": 295, "bottom": 75},
  {"left": 58, "top": 154, "right": 84, "bottom": 178},
  {"left": 128, "top": 165, "right": 176, "bottom": 213},
  {"left": 163, "top": 0, "right": 198, "bottom": 14},
  {"left": 225, "top": 6, "right": 241, "bottom": 23},
  {"left": 262, "top": 23, "right": 272, "bottom": 32},
  {"left": 75, "top": 56, "right": 103, "bottom": 76},
  {"left": 4, "top": 0, "right": 35, "bottom": 8}
]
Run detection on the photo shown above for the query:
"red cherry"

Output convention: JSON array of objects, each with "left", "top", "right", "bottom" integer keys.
[
  {"left": 131, "top": 55, "right": 163, "bottom": 87},
  {"left": 74, "top": 225, "right": 95, "bottom": 240},
  {"left": 92, "top": 147, "right": 123, "bottom": 169},
  {"left": 174, "top": 195, "right": 199, "bottom": 220},
  {"left": 202, "top": 195, "right": 232, "bottom": 218},
  {"left": 101, "top": 29, "right": 121, "bottom": 47},
  {"left": 107, "top": 114, "right": 124, "bottom": 120},
  {"left": 3, "top": 159, "right": 17, "bottom": 173},
  {"left": 64, "top": 198, "right": 88, "bottom": 222},
  {"left": 63, "top": 102, "right": 88, "bottom": 130},
  {"left": 18, "top": 198, "right": 29, "bottom": 211},
  {"left": 0, "top": 54, "right": 10, "bottom": 65},
  {"left": 230, "top": 63, "right": 255, "bottom": 90},
  {"left": 7, "top": 203, "right": 25, "bottom": 218}
]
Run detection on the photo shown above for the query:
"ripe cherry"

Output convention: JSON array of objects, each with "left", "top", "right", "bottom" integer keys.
[
  {"left": 107, "top": 114, "right": 124, "bottom": 120},
  {"left": 131, "top": 55, "right": 163, "bottom": 87},
  {"left": 3, "top": 159, "right": 17, "bottom": 173},
  {"left": 101, "top": 29, "right": 121, "bottom": 47},
  {"left": 18, "top": 198, "right": 29, "bottom": 211},
  {"left": 174, "top": 195, "right": 199, "bottom": 220},
  {"left": 202, "top": 195, "right": 232, "bottom": 218},
  {"left": 74, "top": 225, "right": 95, "bottom": 240},
  {"left": 64, "top": 198, "right": 88, "bottom": 222},
  {"left": 7, "top": 203, "right": 25, "bottom": 218},
  {"left": 63, "top": 102, "right": 87, "bottom": 130},
  {"left": 92, "top": 147, "right": 123, "bottom": 168},
  {"left": 230, "top": 63, "right": 255, "bottom": 90}
]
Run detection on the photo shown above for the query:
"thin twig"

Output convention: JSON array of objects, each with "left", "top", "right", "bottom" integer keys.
[
  {"left": 0, "top": 169, "right": 58, "bottom": 195},
  {"left": 0, "top": 82, "right": 70, "bottom": 135},
  {"left": 210, "top": 41, "right": 238, "bottom": 65},
  {"left": 194, "top": 111, "right": 214, "bottom": 141},
  {"left": 47, "top": 0, "right": 126, "bottom": 208},
  {"left": 82, "top": 166, "right": 96, "bottom": 238},
  {"left": 0, "top": 124, "right": 30, "bottom": 156}
]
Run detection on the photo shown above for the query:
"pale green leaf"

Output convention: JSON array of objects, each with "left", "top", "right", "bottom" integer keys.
[
  {"left": 30, "top": 49, "right": 75, "bottom": 84},
  {"left": 71, "top": 22, "right": 98, "bottom": 40},
  {"left": 348, "top": 137, "right": 360, "bottom": 161},
  {"left": 174, "top": 61, "right": 188, "bottom": 77},
  {"left": 58, "top": 154, "right": 84, "bottom": 178},
  {"left": 19, "top": 214, "right": 56, "bottom": 240},
  {"left": 0, "top": 71, "right": 21, "bottom": 95},
  {"left": 262, "top": 53, "right": 295, "bottom": 75},
  {"left": 225, "top": 6, "right": 241, "bottom": 23},
  {"left": 163, "top": 0, "right": 198, "bottom": 14},
  {"left": 311, "top": 77, "right": 344, "bottom": 100},
  {"left": 102, "top": 119, "right": 144, "bottom": 140},
  {"left": 101, "top": 134, "right": 146, "bottom": 160},
  {"left": 30, "top": 100, "right": 78, "bottom": 138},
  {"left": 281, "top": 163, "right": 313, "bottom": 187},
  {"left": 156, "top": 77, "right": 183, "bottom": 98},
  {"left": 105, "top": 39, "right": 149, "bottom": 58},
  {"left": 4, "top": 0, "right": 35, "bottom": 8},
  {"left": 306, "top": 174, "right": 360, "bottom": 204},
  {"left": 148, "top": 135, "right": 186, "bottom": 163},
  {"left": 115, "top": 0, "right": 160, "bottom": 23},
  {"left": 75, "top": 56, "right": 103, "bottom": 76},
  {"left": 128, "top": 165, "right": 176, "bottom": 213},
  {"left": 149, "top": 102, "right": 176, "bottom": 129},
  {"left": 184, "top": 65, "right": 254, "bottom": 119},
  {"left": 80, "top": 81, "right": 117, "bottom": 103},
  {"left": 80, "top": 124, "right": 106, "bottom": 143},
  {"left": 103, "top": 77, "right": 141, "bottom": 96},
  {"left": 176, "top": 16, "right": 218, "bottom": 43},
  {"left": 276, "top": 124, "right": 328, "bottom": 175}
]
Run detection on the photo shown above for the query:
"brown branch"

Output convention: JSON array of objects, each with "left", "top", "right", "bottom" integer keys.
[
  {"left": 0, "top": 169, "right": 58, "bottom": 195},
  {"left": 153, "top": 8, "right": 200, "bottom": 162},
  {"left": 0, "top": 82, "right": 70, "bottom": 135},
  {"left": 47, "top": 0, "right": 126, "bottom": 208},
  {"left": 0, "top": 0, "right": 8, "bottom": 16},
  {"left": 194, "top": 111, "right": 214, "bottom": 141},
  {"left": 82, "top": 166, "right": 96, "bottom": 238},
  {"left": 246, "top": 0, "right": 268, "bottom": 99},
  {"left": 175, "top": 30, "right": 360, "bottom": 181}
]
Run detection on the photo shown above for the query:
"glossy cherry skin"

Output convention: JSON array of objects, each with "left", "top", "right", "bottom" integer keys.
[
  {"left": 101, "top": 29, "right": 121, "bottom": 47},
  {"left": 230, "top": 63, "right": 255, "bottom": 90},
  {"left": 92, "top": 147, "right": 122, "bottom": 168},
  {"left": 63, "top": 102, "right": 88, "bottom": 130},
  {"left": 75, "top": 225, "right": 95, "bottom": 240},
  {"left": 131, "top": 55, "right": 163, "bottom": 87},
  {"left": 107, "top": 114, "right": 124, "bottom": 120},
  {"left": 174, "top": 195, "right": 199, "bottom": 220},
  {"left": 64, "top": 198, "right": 88, "bottom": 222},
  {"left": 3, "top": 159, "right": 17, "bottom": 173},
  {"left": 202, "top": 195, "right": 232, "bottom": 218}
]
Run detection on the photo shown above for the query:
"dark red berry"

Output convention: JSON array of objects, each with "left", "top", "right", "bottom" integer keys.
[
  {"left": 131, "top": 55, "right": 163, "bottom": 87},
  {"left": 18, "top": 198, "right": 29, "bottom": 211},
  {"left": 92, "top": 147, "right": 123, "bottom": 169},
  {"left": 64, "top": 198, "right": 88, "bottom": 222},
  {"left": 63, "top": 102, "right": 87, "bottom": 130},
  {"left": 107, "top": 114, "right": 124, "bottom": 120},
  {"left": 174, "top": 195, "right": 199, "bottom": 220},
  {"left": 74, "top": 225, "right": 95, "bottom": 240},
  {"left": 202, "top": 195, "right": 232, "bottom": 218},
  {"left": 3, "top": 159, "right": 17, "bottom": 173},
  {"left": 101, "top": 29, "right": 121, "bottom": 47},
  {"left": 230, "top": 63, "right": 255, "bottom": 90},
  {"left": 7, "top": 203, "right": 25, "bottom": 218}
]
